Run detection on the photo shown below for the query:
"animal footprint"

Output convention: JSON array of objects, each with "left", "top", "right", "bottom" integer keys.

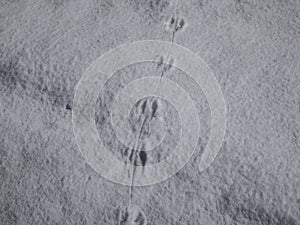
[
  {"left": 157, "top": 56, "right": 174, "bottom": 73},
  {"left": 165, "top": 17, "right": 186, "bottom": 32},
  {"left": 118, "top": 206, "right": 147, "bottom": 225}
]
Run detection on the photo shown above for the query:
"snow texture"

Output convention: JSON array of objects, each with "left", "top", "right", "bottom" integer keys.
[{"left": 0, "top": 0, "right": 300, "bottom": 224}]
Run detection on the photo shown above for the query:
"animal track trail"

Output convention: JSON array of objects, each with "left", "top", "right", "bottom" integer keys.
[{"left": 120, "top": 3, "right": 185, "bottom": 221}]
